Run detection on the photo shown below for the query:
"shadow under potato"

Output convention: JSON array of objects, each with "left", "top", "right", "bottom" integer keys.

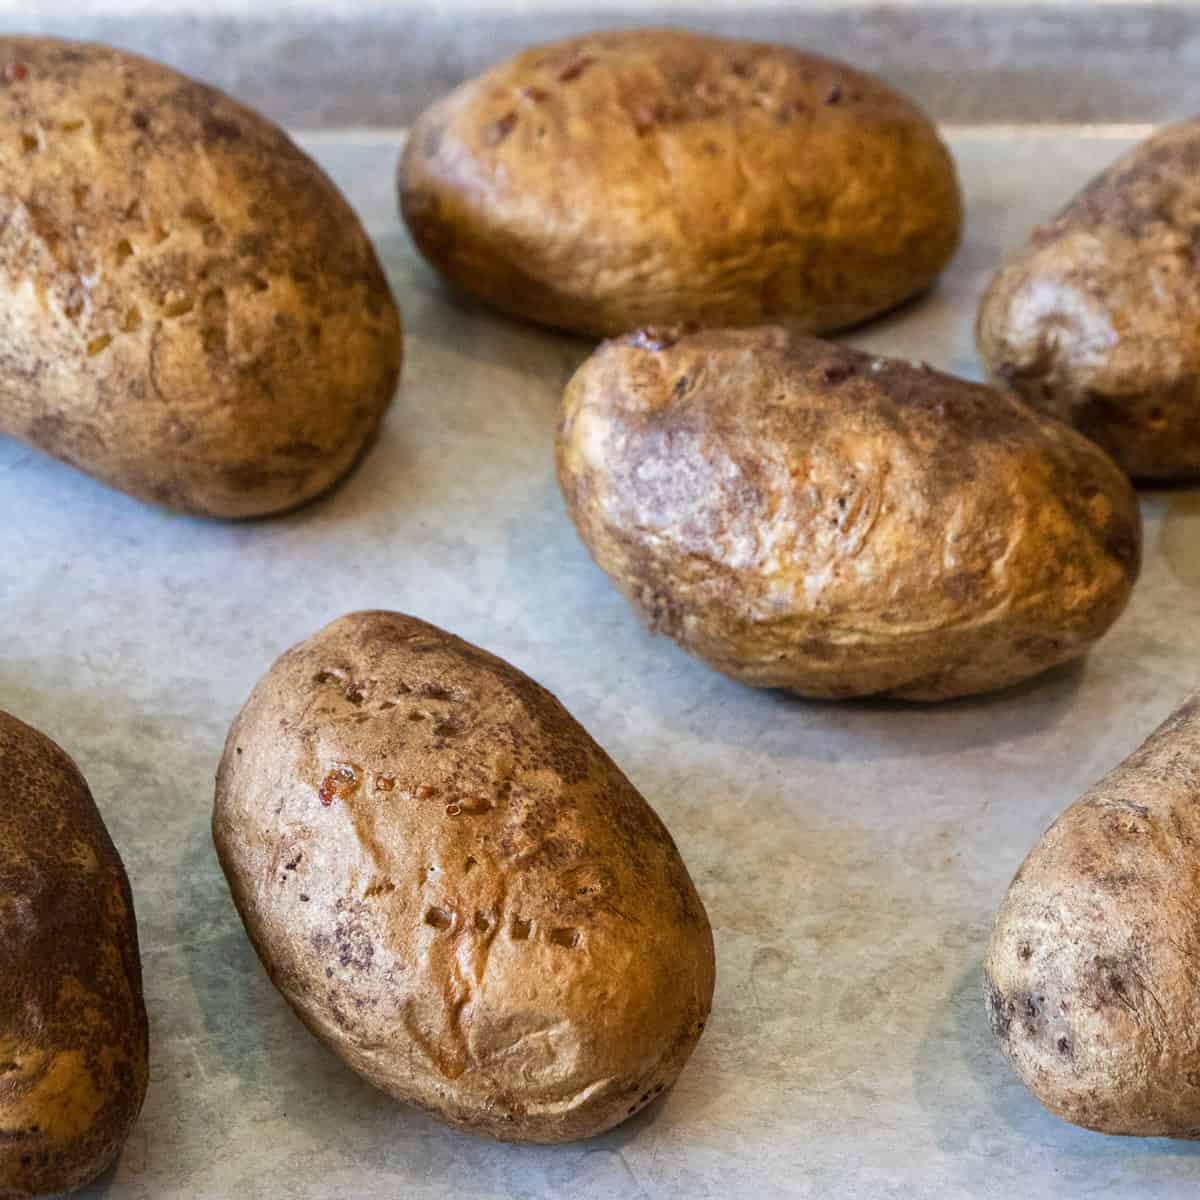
[{"left": 912, "top": 958, "right": 1200, "bottom": 1196}]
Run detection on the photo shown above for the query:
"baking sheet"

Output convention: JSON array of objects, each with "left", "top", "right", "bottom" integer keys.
[{"left": 2, "top": 126, "right": 1199, "bottom": 1199}]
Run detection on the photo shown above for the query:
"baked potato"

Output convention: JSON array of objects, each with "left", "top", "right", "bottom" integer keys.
[
  {"left": 986, "top": 692, "right": 1200, "bottom": 1136},
  {"left": 0, "top": 710, "right": 148, "bottom": 1196},
  {"left": 978, "top": 119, "right": 1200, "bottom": 479},
  {"left": 0, "top": 37, "right": 402, "bottom": 517},
  {"left": 213, "top": 611, "right": 714, "bottom": 1143},
  {"left": 556, "top": 326, "right": 1141, "bottom": 700},
  {"left": 399, "top": 27, "right": 961, "bottom": 337}
]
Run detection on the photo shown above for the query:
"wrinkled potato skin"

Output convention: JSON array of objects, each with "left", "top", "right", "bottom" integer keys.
[
  {"left": 399, "top": 28, "right": 961, "bottom": 337},
  {"left": 213, "top": 611, "right": 714, "bottom": 1144},
  {"left": 0, "top": 38, "right": 401, "bottom": 517},
  {"left": 557, "top": 327, "right": 1141, "bottom": 701},
  {"left": 977, "top": 121, "right": 1200, "bottom": 479},
  {"left": 986, "top": 693, "right": 1200, "bottom": 1137},
  {"left": 0, "top": 711, "right": 148, "bottom": 1198}
]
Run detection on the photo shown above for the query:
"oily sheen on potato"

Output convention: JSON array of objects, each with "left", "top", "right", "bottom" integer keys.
[
  {"left": 399, "top": 28, "right": 962, "bottom": 337},
  {"left": 978, "top": 120, "right": 1200, "bottom": 479},
  {"left": 986, "top": 693, "right": 1200, "bottom": 1137},
  {"left": 213, "top": 611, "right": 714, "bottom": 1143},
  {"left": 557, "top": 326, "right": 1141, "bottom": 701},
  {"left": 0, "top": 38, "right": 402, "bottom": 517},
  {"left": 0, "top": 710, "right": 148, "bottom": 1197}
]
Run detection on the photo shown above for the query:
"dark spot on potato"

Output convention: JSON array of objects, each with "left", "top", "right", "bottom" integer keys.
[
  {"left": 203, "top": 113, "right": 242, "bottom": 142},
  {"left": 818, "top": 360, "right": 855, "bottom": 385},
  {"left": 558, "top": 57, "right": 593, "bottom": 82},
  {"left": 1105, "top": 518, "right": 1140, "bottom": 575},
  {"left": 425, "top": 907, "right": 452, "bottom": 930},
  {"left": 334, "top": 912, "right": 375, "bottom": 970},
  {"left": 985, "top": 975, "right": 1014, "bottom": 1042},
  {"left": 483, "top": 111, "right": 518, "bottom": 147},
  {"left": 824, "top": 83, "right": 842, "bottom": 105}
]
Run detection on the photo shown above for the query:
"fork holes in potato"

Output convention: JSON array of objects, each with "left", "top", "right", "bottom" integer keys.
[
  {"left": 424, "top": 907, "right": 452, "bottom": 930},
  {"left": 162, "top": 295, "right": 194, "bottom": 318}
]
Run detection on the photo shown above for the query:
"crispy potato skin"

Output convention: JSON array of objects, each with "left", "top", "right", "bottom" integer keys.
[
  {"left": 556, "top": 326, "right": 1141, "bottom": 701},
  {"left": 977, "top": 120, "right": 1200, "bottom": 480},
  {"left": 213, "top": 611, "right": 714, "bottom": 1143},
  {"left": 986, "top": 694, "right": 1200, "bottom": 1137},
  {"left": 399, "top": 28, "right": 961, "bottom": 337},
  {"left": 0, "top": 37, "right": 402, "bottom": 517},
  {"left": 0, "top": 711, "right": 148, "bottom": 1198}
]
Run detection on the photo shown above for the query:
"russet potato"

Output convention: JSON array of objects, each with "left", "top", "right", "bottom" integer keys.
[
  {"left": 0, "top": 37, "right": 401, "bottom": 517},
  {"left": 978, "top": 120, "right": 1200, "bottom": 479},
  {"left": 0, "top": 710, "right": 148, "bottom": 1197},
  {"left": 400, "top": 28, "right": 961, "bottom": 337},
  {"left": 213, "top": 611, "right": 714, "bottom": 1143},
  {"left": 987, "top": 693, "right": 1200, "bottom": 1136},
  {"left": 556, "top": 326, "right": 1141, "bottom": 700}
]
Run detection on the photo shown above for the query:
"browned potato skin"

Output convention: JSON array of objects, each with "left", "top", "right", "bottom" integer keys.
[
  {"left": 977, "top": 120, "right": 1200, "bottom": 480},
  {"left": 986, "top": 693, "right": 1200, "bottom": 1137},
  {"left": 399, "top": 28, "right": 962, "bottom": 338},
  {"left": 0, "top": 38, "right": 402, "bottom": 517},
  {"left": 0, "top": 711, "right": 148, "bottom": 1197},
  {"left": 557, "top": 326, "right": 1141, "bottom": 701},
  {"left": 213, "top": 611, "right": 714, "bottom": 1143}
]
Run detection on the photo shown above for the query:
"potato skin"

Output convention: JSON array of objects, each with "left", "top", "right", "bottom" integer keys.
[
  {"left": 977, "top": 120, "right": 1200, "bottom": 480},
  {"left": 0, "top": 711, "right": 148, "bottom": 1197},
  {"left": 0, "top": 37, "right": 402, "bottom": 517},
  {"left": 556, "top": 326, "right": 1141, "bottom": 701},
  {"left": 399, "top": 28, "right": 961, "bottom": 338},
  {"left": 213, "top": 611, "right": 714, "bottom": 1143},
  {"left": 986, "top": 694, "right": 1200, "bottom": 1137}
]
